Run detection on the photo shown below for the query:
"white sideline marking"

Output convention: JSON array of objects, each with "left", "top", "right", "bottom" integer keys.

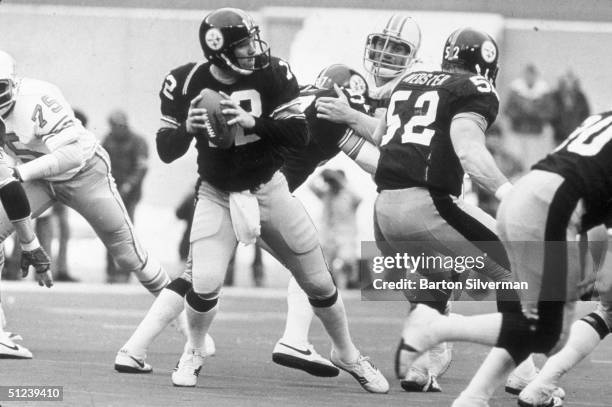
[{"left": 591, "top": 359, "right": 612, "bottom": 364}]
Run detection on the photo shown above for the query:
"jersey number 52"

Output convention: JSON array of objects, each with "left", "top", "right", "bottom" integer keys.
[{"left": 382, "top": 90, "right": 439, "bottom": 147}]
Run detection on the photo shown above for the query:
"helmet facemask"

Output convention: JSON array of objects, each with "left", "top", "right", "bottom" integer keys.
[{"left": 364, "top": 34, "right": 416, "bottom": 80}]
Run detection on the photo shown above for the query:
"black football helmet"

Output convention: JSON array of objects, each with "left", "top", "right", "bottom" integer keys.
[
  {"left": 199, "top": 8, "right": 270, "bottom": 75},
  {"left": 441, "top": 28, "right": 499, "bottom": 84},
  {"left": 314, "top": 64, "right": 369, "bottom": 98}
]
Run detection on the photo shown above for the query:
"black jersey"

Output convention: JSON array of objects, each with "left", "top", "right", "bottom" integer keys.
[
  {"left": 281, "top": 87, "right": 368, "bottom": 192},
  {"left": 158, "top": 57, "right": 303, "bottom": 191},
  {"left": 374, "top": 70, "right": 499, "bottom": 196},
  {"left": 534, "top": 111, "right": 612, "bottom": 231}
]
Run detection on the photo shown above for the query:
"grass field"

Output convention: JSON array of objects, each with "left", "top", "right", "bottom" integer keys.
[{"left": 1, "top": 282, "right": 611, "bottom": 407}]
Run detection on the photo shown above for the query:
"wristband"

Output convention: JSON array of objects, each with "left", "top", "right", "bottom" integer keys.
[{"left": 495, "top": 182, "right": 513, "bottom": 200}]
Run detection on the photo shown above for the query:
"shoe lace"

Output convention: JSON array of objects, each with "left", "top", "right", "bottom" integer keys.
[{"left": 357, "top": 355, "right": 380, "bottom": 380}]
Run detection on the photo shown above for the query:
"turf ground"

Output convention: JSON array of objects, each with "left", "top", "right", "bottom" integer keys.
[{"left": 1, "top": 283, "right": 611, "bottom": 407}]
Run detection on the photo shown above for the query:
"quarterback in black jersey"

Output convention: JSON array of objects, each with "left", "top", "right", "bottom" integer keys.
[{"left": 140, "top": 8, "right": 387, "bottom": 392}]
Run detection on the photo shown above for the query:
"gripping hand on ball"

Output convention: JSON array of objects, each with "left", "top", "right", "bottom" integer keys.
[
  {"left": 186, "top": 94, "right": 210, "bottom": 134},
  {"left": 219, "top": 91, "right": 255, "bottom": 129}
]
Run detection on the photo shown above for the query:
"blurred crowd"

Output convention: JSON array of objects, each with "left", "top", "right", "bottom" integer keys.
[{"left": 1, "top": 65, "right": 590, "bottom": 289}]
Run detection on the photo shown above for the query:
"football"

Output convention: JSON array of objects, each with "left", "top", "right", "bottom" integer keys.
[{"left": 197, "top": 88, "right": 243, "bottom": 149}]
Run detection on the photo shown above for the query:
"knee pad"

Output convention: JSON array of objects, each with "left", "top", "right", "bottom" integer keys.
[
  {"left": 308, "top": 288, "right": 338, "bottom": 308},
  {"left": 166, "top": 277, "right": 192, "bottom": 297},
  {"left": 580, "top": 312, "right": 610, "bottom": 340},
  {"left": 186, "top": 289, "right": 218, "bottom": 313},
  {"left": 496, "top": 312, "right": 533, "bottom": 364}
]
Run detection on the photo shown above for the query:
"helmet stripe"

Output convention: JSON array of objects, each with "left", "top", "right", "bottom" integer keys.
[{"left": 386, "top": 15, "right": 404, "bottom": 35}]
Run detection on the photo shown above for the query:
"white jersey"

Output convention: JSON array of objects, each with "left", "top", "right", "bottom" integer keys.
[{"left": 2, "top": 78, "right": 98, "bottom": 181}]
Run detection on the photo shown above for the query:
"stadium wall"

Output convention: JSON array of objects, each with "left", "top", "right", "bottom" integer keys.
[{"left": 1, "top": 4, "right": 611, "bottom": 210}]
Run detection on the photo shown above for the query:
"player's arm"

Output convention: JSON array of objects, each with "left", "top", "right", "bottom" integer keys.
[
  {"left": 0, "top": 166, "right": 52, "bottom": 287},
  {"left": 12, "top": 92, "right": 90, "bottom": 182},
  {"left": 336, "top": 114, "right": 387, "bottom": 175},
  {"left": 156, "top": 70, "right": 194, "bottom": 163},
  {"left": 450, "top": 113, "right": 511, "bottom": 199},
  {"left": 316, "top": 84, "right": 380, "bottom": 144}
]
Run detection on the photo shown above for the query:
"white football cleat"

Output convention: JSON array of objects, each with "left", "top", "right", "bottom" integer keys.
[
  {"left": 0, "top": 332, "right": 32, "bottom": 359},
  {"left": 400, "top": 366, "right": 442, "bottom": 392},
  {"left": 331, "top": 351, "right": 389, "bottom": 394},
  {"left": 272, "top": 340, "right": 339, "bottom": 377},
  {"left": 506, "top": 370, "right": 565, "bottom": 402},
  {"left": 428, "top": 341, "right": 453, "bottom": 377},
  {"left": 518, "top": 381, "right": 564, "bottom": 407},
  {"left": 172, "top": 348, "right": 204, "bottom": 387},
  {"left": 114, "top": 349, "right": 153, "bottom": 373}
]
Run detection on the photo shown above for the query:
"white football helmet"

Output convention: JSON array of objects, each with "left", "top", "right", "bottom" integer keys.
[
  {"left": 0, "top": 51, "right": 17, "bottom": 115},
  {"left": 363, "top": 15, "right": 421, "bottom": 81}
]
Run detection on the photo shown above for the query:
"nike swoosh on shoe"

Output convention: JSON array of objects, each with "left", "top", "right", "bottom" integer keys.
[
  {"left": 279, "top": 343, "right": 312, "bottom": 356},
  {"left": 0, "top": 341, "right": 19, "bottom": 351}
]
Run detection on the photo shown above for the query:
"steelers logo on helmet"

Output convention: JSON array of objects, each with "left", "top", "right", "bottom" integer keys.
[
  {"left": 349, "top": 74, "right": 367, "bottom": 96},
  {"left": 205, "top": 28, "right": 224, "bottom": 51},
  {"left": 481, "top": 40, "right": 497, "bottom": 63}
]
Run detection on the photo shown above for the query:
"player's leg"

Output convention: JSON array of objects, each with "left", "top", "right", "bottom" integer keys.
[
  {"left": 454, "top": 172, "right": 583, "bottom": 406},
  {"left": 260, "top": 229, "right": 332, "bottom": 377},
  {"left": 259, "top": 173, "right": 387, "bottom": 393},
  {"left": 114, "top": 250, "right": 216, "bottom": 373},
  {"left": 57, "top": 148, "right": 169, "bottom": 295},
  {"left": 518, "top": 233, "right": 611, "bottom": 406},
  {"left": 172, "top": 187, "right": 236, "bottom": 387},
  {"left": 0, "top": 180, "right": 54, "bottom": 359}
]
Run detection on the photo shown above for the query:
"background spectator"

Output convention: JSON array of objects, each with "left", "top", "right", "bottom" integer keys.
[
  {"left": 474, "top": 124, "right": 523, "bottom": 217},
  {"left": 310, "top": 169, "right": 362, "bottom": 288},
  {"left": 504, "top": 64, "right": 554, "bottom": 170},
  {"left": 102, "top": 110, "right": 149, "bottom": 283},
  {"left": 550, "top": 70, "right": 591, "bottom": 145}
]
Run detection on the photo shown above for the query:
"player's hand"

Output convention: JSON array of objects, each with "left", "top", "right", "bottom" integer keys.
[
  {"left": 315, "top": 84, "right": 355, "bottom": 124},
  {"left": 21, "top": 247, "right": 53, "bottom": 288},
  {"left": 186, "top": 94, "right": 210, "bottom": 134},
  {"left": 219, "top": 91, "right": 255, "bottom": 129}
]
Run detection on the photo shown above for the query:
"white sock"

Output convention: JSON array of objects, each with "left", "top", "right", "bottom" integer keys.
[
  {"left": 185, "top": 301, "right": 218, "bottom": 351},
  {"left": 122, "top": 288, "right": 184, "bottom": 358},
  {"left": 433, "top": 312, "right": 503, "bottom": 347},
  {"left": 280, "top": 277, "right": 314, "bottom": 345},
  {"left": 511, "top": 354, "right": 537, "bottom": 380},
  {"left": 312, "top": 292, "right": 359, "bottom": 362},
  {"left": 536, "top": 320, "right": 602, "bottom": 387},
  {"left": 462, "top": 347, "right": 517, "bottom": 400}
]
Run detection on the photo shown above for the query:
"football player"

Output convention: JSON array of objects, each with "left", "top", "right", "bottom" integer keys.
[
  {"left": 395, "top": 110, "right": 612, "bottom": 407},
  {"left": 331, "top": 27, "right": 567, "bottom": 405},
  {"left": 151, "top": 8, "right": 387, "bottom": 392},
  {"left": 0, "top": 49, "right": 171, "bottom": 346},
  {"left": 274, "top": 15, "right": 455, "bottom": 390},
  {"left": 0, "top": 114, "right": 53, "bottom": 357},
  {"left": 113, "top": 63, "right": 368, "bottom": 376}
]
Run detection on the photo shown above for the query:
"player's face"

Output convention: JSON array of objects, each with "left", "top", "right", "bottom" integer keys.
[{"left": 369, "top": 36, "right": 412, "bottom": 68}]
